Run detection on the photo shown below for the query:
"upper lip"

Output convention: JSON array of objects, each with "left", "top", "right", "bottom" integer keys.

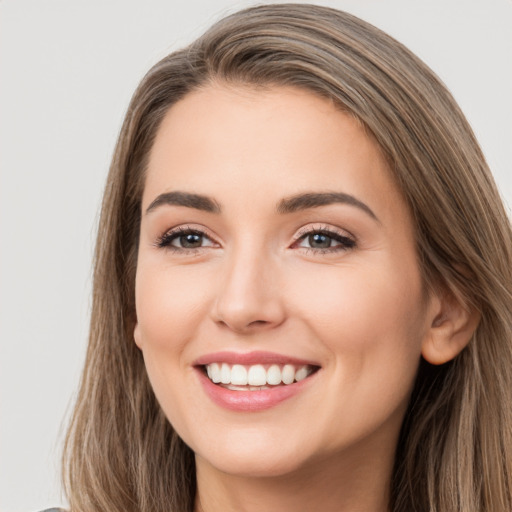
[{"left": 194, "top": 350, "right": 321, "bottom": 367}]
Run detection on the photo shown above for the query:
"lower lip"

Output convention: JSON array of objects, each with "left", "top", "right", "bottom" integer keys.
[{"left": 196, "top": 368, "right": 317, "bottom": 412}]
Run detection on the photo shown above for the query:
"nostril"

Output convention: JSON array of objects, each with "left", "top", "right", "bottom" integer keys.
[
  {"left": 248, "top": 320, "right": 270, "bottom": 327},
  {"left": 214, "top": 314, "right": 282, "bottom": 334},
  {"left": 210, "top": 266, "right": 286, "bottom": 332}
]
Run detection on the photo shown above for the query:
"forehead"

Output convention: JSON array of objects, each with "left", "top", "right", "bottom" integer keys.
[{"left": 143, "top": 84, "right": 405, "bottom": 222}]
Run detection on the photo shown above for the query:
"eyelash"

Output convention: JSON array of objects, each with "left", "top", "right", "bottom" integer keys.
[
  {"left": 155, "top": 224, "right": 356, "bottom": 254},
  {"left": 155, "top": 225, "right": 214, "bottom": 253},
  {"left": 292, "top": 225, "right": 356, "bottom": 253}
]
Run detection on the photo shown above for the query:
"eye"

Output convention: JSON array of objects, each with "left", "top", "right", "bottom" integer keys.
[
  {"left": 173, "top": 232, "right": 205, "bottom": 249},
  {"left": 294, "top": 226, "right": 356, "bottom": 253},
  {"left": 156, "top": 227, "right": 217, "bottom": 251}
]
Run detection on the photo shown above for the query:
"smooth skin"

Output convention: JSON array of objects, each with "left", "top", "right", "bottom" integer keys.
[{"left": 134, "top": 84, "right": 476, "bottom": 512}]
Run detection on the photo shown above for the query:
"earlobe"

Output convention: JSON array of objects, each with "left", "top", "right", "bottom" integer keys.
[
  {"left": 421, "top": 289, "right": 480, "bottom": 365},
  {"left": 134, "top": 321, "right": 143, "bottom": 350}
]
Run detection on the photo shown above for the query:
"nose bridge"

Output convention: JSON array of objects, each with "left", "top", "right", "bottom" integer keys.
[{"left": 212, "top": 237, "right": 285, "bottom": 332}]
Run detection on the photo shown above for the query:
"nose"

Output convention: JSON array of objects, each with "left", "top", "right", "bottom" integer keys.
[{"left": 211, "top": 245, "right": 286, "bottom": 334}]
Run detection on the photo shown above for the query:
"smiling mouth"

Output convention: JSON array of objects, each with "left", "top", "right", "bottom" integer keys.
[{"left": 202, "top": 363, "right": 320, "bottom": 391}]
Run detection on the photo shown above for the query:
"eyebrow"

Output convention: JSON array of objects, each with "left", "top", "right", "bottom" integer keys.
[
  {"left": 277, "top": 192, "right": 378, "bottom": 221},
  {"left": 145, "top": 191, "right": 221, "bottom": 214},
  {"left": 145, "top": 190, "right": 378, "bottom": 222}
]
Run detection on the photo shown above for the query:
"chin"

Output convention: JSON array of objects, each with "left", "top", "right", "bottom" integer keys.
[
  {"left": 200, "top": 451, "right": 308, "bottom": 479},
  {"left": 192, "top": 429, "right": 311, "bottom": 478}
]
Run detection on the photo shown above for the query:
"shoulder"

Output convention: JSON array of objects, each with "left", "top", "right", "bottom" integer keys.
[{"left": 38, "top": 509, "right": 65, "bottom": 512}]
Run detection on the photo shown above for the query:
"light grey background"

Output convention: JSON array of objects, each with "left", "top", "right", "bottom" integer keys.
[{"left": 1, "top": 1, "right": 510, "bottom": 510}]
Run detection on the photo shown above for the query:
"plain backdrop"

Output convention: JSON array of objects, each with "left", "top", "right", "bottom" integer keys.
[{"left": 1, "top": 1, "right": 511, "bottom": 510}]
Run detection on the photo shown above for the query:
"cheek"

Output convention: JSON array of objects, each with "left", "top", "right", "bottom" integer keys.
[
  {"left": 294, "top": 257, "right": 423, "bottom": 330},
  {"left": 288, "top": 255, "right": 427, "bottom": 389},
  {"left": 134, "top": 262, "right": 222, "bottom": 439},
  {"left": 134, "top": 260, "right": 213, "bottom": 352},
  {"left": 283, "top": 258, "right": 426, "bottom": 447},
  {"left": 133, "top": 260, "right": 214, "bottom": 430}
]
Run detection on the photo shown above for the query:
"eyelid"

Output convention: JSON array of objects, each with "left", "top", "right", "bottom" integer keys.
[
  {"left": 155, "top": 224, "right": 221, "bottom": 250},
  {"left": 291, "top": 223, "right": 357, "bottom": 252},
  {"left": 154, "top": 222, "right": 355, "bottom": 253},
  {"left": 293, "top": 223, "right": 355, "bottom": 243}
]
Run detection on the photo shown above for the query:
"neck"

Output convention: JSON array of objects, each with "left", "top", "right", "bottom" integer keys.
[{"left": 194, "top": 442, "right": 394, "bottom": 512}]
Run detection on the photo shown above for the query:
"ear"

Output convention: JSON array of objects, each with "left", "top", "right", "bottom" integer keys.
[
  {"left": 421, "top": 287, "right": 480, "bottom": 365},
  {"left": 133, "top": 319, "right": 143, "bottom": 350}
]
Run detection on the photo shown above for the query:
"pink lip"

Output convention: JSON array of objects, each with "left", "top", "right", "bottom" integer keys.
[
  {"left": 194, "top": 350, "right": 319, "bottom": 367},
  {"left": 195, "top": 366, "right": 319, "bottom": 413}
]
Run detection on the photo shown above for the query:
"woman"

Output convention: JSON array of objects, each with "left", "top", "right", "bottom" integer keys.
[{"left": 61, "top": 4, "right": 512, "bottom": 511}]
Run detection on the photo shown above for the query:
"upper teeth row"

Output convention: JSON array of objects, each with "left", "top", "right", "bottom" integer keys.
[{"left": 206, "top": 363, "right": 312, "bottom": 386}]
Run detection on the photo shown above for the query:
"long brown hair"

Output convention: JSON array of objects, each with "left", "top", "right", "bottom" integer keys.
[{"left": 63, "top": 4, "right": 512, "bottom": 511}]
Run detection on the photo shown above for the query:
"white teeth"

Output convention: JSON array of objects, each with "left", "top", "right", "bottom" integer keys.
[
  {"left": 231, "top": 364, "right": 248, "bottom": 385},
  {"left": 295, "top": 366, "right": 309, "bottom": 381},
  {"left": 204, "top": 362, "right": 315, "bottom": 387},
  {"left": 282, "top": 364, "right": 295, "bottom": 385},
  {"left": 220, "top": 363, "right": 231, "bottom": 384},
  {"left": 209, "top": 363, "right": 221, "bottom": 383},
  {"left": 266, "top": 364, "right": 282, "bottom": 385},
  {"left": 247, "top": 364, "right": 267, "bottom": 386},
  {"left": 227, "top": 384, "right": 270, "bottom": 391}
]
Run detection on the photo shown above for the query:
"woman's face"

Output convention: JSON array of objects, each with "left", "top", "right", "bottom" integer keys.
[{"left": 134, "top": 84, "right": 436, "bottom": 478}]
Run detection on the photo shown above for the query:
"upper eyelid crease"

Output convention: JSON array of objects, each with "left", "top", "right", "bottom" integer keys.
[
  {"left": 295, "top": 223, "right": 353, "bottom": 238},
  {"left": 156, "top": 225, "right": 216, "bottom": 244},
  {"left": 156, "top": 225, "right": 355, "bottom": 252},
  {"left": 294, "top": 227, "right": 356, "bottom": 249}
]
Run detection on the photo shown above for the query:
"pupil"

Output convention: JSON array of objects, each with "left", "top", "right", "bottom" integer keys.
[
  {"left": 181, "top": 233, "right": 202, "bottom": 248},
  {"left": 309, "top": 233, "right": 331, "bottom": 248}
]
